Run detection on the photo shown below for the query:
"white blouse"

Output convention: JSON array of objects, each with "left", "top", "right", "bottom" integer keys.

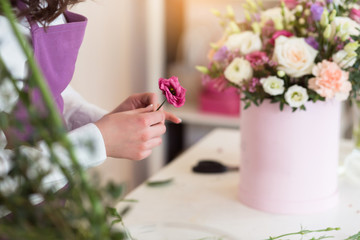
[{"left": 0, "top": 12, "right": 108, "bottom": 204}]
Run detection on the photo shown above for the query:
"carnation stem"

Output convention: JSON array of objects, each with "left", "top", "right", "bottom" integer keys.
[{"left": 156, "top": 99, "right": 166, "bottom": 111}]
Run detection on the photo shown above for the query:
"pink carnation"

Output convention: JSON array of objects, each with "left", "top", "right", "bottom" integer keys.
[
  {"left": 245, "top": 51, "right": 269, "bottom": 68},
  {"left": 159, "top": 76, "right": 186, "bottom": 107},
  {"left": 308, "top": 60, "right": 351, "bottom": 100},
  {"left": 248, "top": 78, "right": 260, "bottom": 93},
  {"left": 350, "top": 8, "right": 360, "bottom": 24},
  {"left": 270, "top": 30, "right": 294, "bottom": 45}
]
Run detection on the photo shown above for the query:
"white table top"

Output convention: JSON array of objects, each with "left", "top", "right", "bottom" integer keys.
[{"left": 118, "top": 128, "right": 360, "bottom": 240}]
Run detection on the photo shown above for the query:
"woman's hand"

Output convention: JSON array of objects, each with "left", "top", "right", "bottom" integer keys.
[
  {"left": 111, "top": 92, "right": 157, "bottom": 113},
  {"left": 95, "top": 105, "right": 167, "bottom": 160},
  {"left": 112, "top": 92, "right": 182, "bottom": 124}
]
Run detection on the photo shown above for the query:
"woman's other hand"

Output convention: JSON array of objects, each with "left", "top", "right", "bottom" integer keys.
[{"left": 95, "top": 104, "right": 166, "bottom": 160}]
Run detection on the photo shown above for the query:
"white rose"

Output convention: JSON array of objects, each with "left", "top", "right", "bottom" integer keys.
[
  {"left": 224, "top": 31, "right": 262, "bottom": 55},
  {"left": 330, "top": 17, "right": 360, "bottom": 40},
  {"left": 332, "top": 50, "right": 356, "bottom": 69},
  {"left": 285, "top": 85, "right": 309, "bottom": 108},
  {"left": 0, "top": 78, "right": 20, "bottom": 113},
  {"left": 273, "top": 36, "right": 318, "bottom": 77},
  {"left": 260, "top": 76, "right": 285, "bottom": 96},
  {"left": 224, "top": 57, "right": 253, "bottom": 85}
]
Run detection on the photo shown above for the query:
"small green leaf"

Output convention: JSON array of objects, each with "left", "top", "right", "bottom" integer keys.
[
  {"left": 106, "top": 182, "right": 124, "bottom": 199},
  {"left": 111, "top": 219, "right": 123, "bottom": 226},
  {"left": 146, "top": 178, "right": 173, "bottom": 187},
  {"left": 106, "top": 207, "right": 122, "bottom": 219},
  {"left": 120, "top": 199, "right": 138, "bottom": 203},
  {"left": 119, "top": 205, "right": 131, "bottom": 216}
]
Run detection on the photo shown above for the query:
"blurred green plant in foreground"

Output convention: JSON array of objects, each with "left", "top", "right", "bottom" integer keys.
[{"left": 0, "top": 0, "right": 128, "bottom": 239}]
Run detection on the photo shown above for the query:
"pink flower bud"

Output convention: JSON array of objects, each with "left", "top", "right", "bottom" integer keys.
[
  {"left": 270, "top": 30, "right": 294, "bottom": 45},
  {"left": 350, "top": 8, "right": 360, "bottom": 24}
]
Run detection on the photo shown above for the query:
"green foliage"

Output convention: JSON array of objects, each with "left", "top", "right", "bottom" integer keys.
[
  {"left": 266, "top": 227, "right": 341, "bottom": 240},
  {"left": 345, "top": 231, "right": 360, "bottom": 240},
  {"left": 0, "top": 0, "right": 127, "bottom": 239}
]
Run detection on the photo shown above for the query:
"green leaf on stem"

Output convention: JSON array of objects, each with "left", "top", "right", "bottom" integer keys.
[{"left": 146, "top": 178, "right": 174, "bottom": 187}]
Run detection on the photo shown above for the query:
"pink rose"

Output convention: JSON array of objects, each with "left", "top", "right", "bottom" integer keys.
[
  {"left": 245, "top": 51, "right": 269, "bottom": 68},
  {"left": 284, "top": 0, "right": 298, "bottom": 9},
  {"left": 308, "top": 60, "right": 351, "bottom": 100},
  {"left": 350, "top": 8, "right": 360, "bottom": 24},
  {"left": 269, "top": 30, "right": 294, "bottom": 45},
  {"left": 158, "top": 76, "right": 186, "bottom": 107}
]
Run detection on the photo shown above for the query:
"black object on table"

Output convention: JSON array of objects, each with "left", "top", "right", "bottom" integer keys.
[{"left": 192, "top": 160, "right": 239, "bottom": 174}]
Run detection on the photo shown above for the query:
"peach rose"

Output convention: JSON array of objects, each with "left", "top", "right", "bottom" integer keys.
[{"left": 308, "top": 60, "right": 351, "bottom": 100}]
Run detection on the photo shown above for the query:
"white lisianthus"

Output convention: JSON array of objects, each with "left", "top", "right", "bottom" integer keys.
[
  {"left": 19, "top": 145, "right": 53, "bottom": 180},
  {"left": 330, "top": 17, "right": 360, "bottom": 40},
  {"left": 224, "top": 57, "right": 253, "bottom": 85},
  {"left": 260, "top": 76, "right": 285, "bottom": 96},
  {"left": 0, "top": 130, "right": 7, "bottom": 150},
  {"left": 332, "top": 50, "right": 356, "bottom": 69},
  {"left": 273, "top": 36, "right": 318, "bottom": 77},
  {"left": 260, "top": 7, "right": 293, "bottom": 26},
  {"left": 349, "top": 3, "right": 360, "bottom": 9},
  {"left": 0, "top": 150, "right": 12, "bottom": 177},
  {"left": 0, "top": 177, "right": 19, "bottom": 196},
  {"left": 224, "top": 31, "right": 262, "bottom": 55},
  {"left": 332, "top": 0, "right": 345, "bottom": 6},
  {"left": 0, "top": 78, "right": 20, "bottom": 113},
  {"left": 285, "top": 85, "right": 309, "bottom": 108}
]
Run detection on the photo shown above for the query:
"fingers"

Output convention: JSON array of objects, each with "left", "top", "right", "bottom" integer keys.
[
  {"left": 132, "top": 137, "right": 162, "bottom": 161},
  {"left": 164, "top": 111, "right": 182, "bottom": 124},
  {"left": 141, "top": 93, "right": 158, "bottom": 110},
  {"left": 132, "top": 104, "right": 155, "bottom": 114},
  {"left": 142, "top": 123, "right": 166, "bottom": 140},
  {"left": 136, "top": 111, "right": 165, "bottom": 126},
  {"left": 135, "top": 92, "right": 158, "bottom": 111},
  {"left": 130, "top": 105, "right": 181, "bottom": 125},
  {"left": 144, "top": 137, "right": 162, "bottom": 150},
  {"left": 133, "top": 149, "right": 152, "bottom": 161}
]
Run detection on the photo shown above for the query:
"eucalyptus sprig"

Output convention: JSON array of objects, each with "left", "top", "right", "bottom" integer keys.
[{"left": 266, "top": 227, "right": 341, "bottom": 240}]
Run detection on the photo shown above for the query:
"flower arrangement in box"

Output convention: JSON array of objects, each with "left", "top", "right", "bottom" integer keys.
[
  {"left": 196, "top": 0, "right": 360, "bottom": 111},
  {"left": 195, "top": 0, "right": 360, "bottom": 214}
]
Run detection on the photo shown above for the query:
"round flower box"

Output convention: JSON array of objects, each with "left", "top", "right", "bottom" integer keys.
[{"left": 239, "top": 100, "right": 341, "bottom": 214}]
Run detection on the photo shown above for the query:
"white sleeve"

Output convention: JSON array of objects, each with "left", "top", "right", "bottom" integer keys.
[{"left": 62, "top": 85, "right": 108, "bottom": 131}]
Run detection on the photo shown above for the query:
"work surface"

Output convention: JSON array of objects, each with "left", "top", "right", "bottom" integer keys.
[{"left": 117, "top": 128, "right": 360, "bottom": 240}]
